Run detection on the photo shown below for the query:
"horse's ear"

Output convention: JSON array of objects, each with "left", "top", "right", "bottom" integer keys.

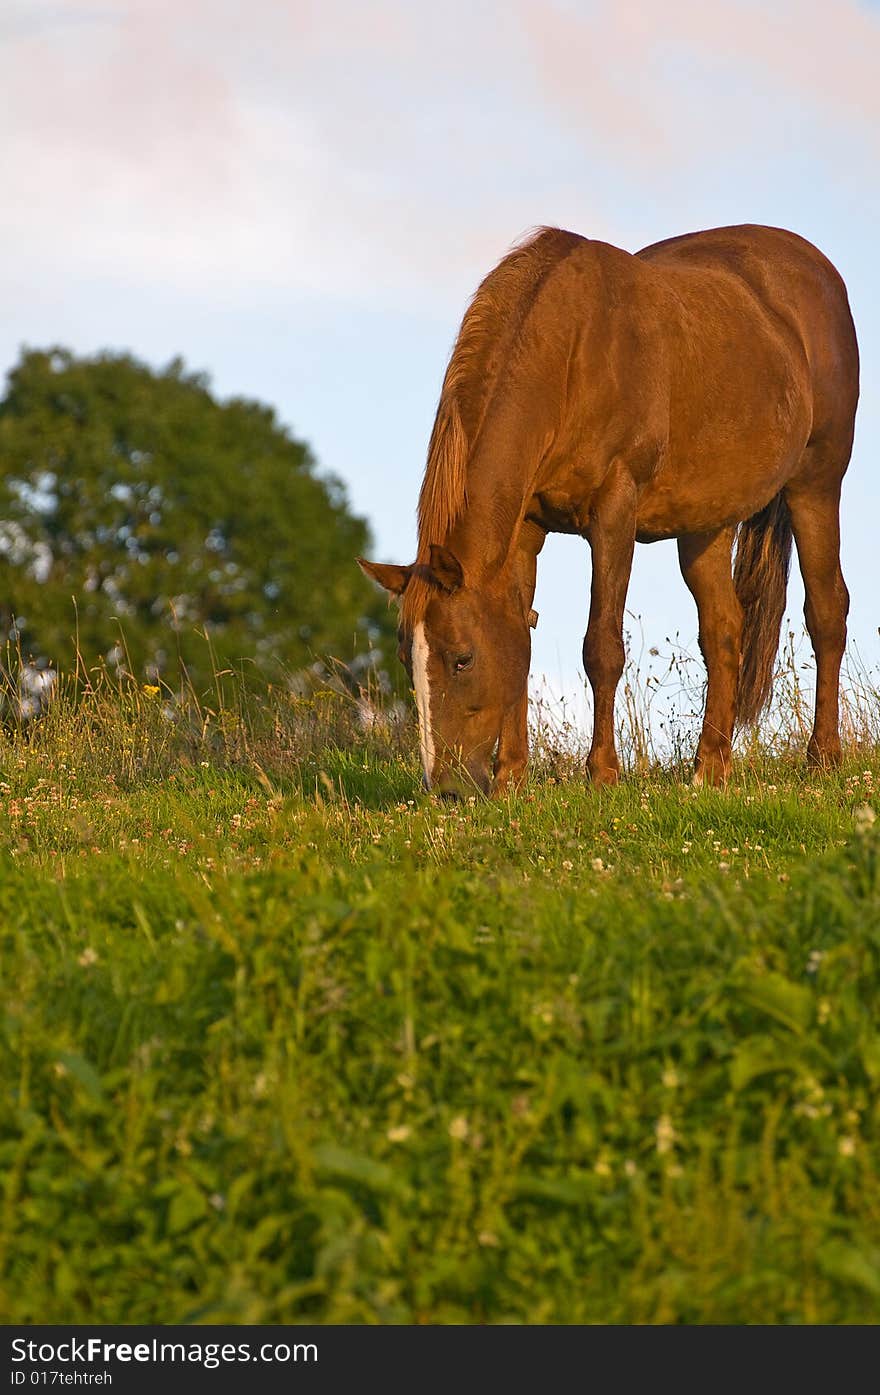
[
  {"left": 356, "top": 558, "right": 411, "bottom": 596},
  {"left": 427, "top": 544, "right": 464, "bottom": 594}
]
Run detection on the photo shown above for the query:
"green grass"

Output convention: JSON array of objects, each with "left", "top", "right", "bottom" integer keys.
[{"left": 1, "top": 682, "right": 879, "bottom": 1323}]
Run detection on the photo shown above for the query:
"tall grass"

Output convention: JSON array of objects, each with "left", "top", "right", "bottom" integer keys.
[
  {"left": 3, "top": 622, "right": 878, "bottom": 788},
  {"left": 533, "top": 623, "right": 880, "bottom": 782},
  {"left": 1, "top": 631, "right": 879, "bottom": 1324}
]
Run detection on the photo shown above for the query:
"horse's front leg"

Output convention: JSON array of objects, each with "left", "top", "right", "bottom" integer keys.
[
  {"left": 494, "top": 686, "right": 529, "bottom": 794},
  {"left": 583, "top": 464, "right": 637, "bottom": 786},
  {"left": 493, "top": 520, "right": 544, "bottom": 795}
]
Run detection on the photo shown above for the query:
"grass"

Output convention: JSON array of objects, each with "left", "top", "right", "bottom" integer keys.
[{"left": 1, "top": 665, "right": 880, "bottom": 1324}]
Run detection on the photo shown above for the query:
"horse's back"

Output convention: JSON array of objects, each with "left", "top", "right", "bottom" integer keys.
[
  {"left": 636, "top": 223, "right": 844, "bottom": 300},
  {"left": 635, "top": 224, "right": 859, "bottom": 447}
]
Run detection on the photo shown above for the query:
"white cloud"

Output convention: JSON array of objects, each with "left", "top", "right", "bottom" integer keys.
[
  {"left": 517, "top": 0, "right": 880, "bottom": 171},
  {"left": 0, "top": 0, "right": 876, "bottom": 310},
  {"left": 0, "top": 0, "right": 622, "bottom": 306}
]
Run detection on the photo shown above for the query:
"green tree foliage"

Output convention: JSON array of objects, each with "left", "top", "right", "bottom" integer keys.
[{"left": 0, "top": 348, "right": 392, "bottom": 691}]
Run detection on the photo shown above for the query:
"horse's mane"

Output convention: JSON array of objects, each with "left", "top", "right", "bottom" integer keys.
[{"left": 404, "top": 226, "right": 577, "bottom": 625}]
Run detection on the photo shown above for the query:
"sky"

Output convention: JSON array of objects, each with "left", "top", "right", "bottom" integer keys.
[{"left": 1, "top": 0, "right": 878, "bottom": 723}]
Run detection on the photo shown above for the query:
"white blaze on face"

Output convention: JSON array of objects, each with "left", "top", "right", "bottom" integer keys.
[{"left": 412, "top": 621, "right": 435, "bottom": 785}]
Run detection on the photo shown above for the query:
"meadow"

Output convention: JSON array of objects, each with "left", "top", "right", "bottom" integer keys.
[{"left": 1, "top": 659, "right": 879, "bottom": 1325}]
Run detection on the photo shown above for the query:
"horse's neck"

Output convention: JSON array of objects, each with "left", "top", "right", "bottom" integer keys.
[{"left": 447, "top": 420, "right": 549, "bottom": 581}]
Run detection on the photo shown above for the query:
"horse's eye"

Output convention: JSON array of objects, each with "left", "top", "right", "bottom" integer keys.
[{"left": 453, "top": 652, "right": 474, "bottom": 673}]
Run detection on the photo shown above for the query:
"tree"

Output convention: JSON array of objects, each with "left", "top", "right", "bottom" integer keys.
[{"left": 0, "top": 348, "right": 393, "bottom": 692}]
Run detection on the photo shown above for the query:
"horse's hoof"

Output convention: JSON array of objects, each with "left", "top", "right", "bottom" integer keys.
[
  {"left": 693, "top": 751, "right": 730, "bottom": 787},
  {"left": 492, "top": 764, "right": 527, "bottom": 797},
  {"left": 806, "top": 741, "right": 842, "bottom": 769},
  {"left": 588, "top": 766, "right": 620, "bottom": 788}
]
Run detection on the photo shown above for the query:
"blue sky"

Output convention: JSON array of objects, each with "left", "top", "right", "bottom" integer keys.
[{"left": 1, "top": 0, "right": 877, "bottom": 715}]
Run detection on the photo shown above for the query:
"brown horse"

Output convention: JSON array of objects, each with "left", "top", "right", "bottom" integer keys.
[{"left": 359, "top": 225, "right": 859, "bottom": 796}]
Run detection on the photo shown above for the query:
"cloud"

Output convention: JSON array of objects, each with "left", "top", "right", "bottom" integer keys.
[
  {"left": 517, "top": 0, "right": 880, "bottom": 169},
  {"left": 675, "top": 0, "right": 880, "bottom": 135},
  {"left": 0, "top": 0, "right": 877, "bottom": 313},
  {"left": 0, "top": 0, "right": 619, "bottom": 306}
]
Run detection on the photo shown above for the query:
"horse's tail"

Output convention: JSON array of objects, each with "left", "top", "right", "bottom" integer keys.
[{"left": 733, "top": 492, "right": 793, "bottom": 726}]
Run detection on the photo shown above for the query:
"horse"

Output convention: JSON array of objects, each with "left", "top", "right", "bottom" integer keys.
[{"left": 359, "top": 224, "right": 859, "bottom": 797}]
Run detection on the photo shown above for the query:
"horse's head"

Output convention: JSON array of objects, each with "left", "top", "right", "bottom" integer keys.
[{"left": 358, "top": 545, "right": 535, "bottom": 796}]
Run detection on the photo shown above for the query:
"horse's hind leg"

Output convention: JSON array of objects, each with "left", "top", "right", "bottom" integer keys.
[
  {"left": 677, "top": 527, "right": 742, "bottom": 785},
  {"left": 784, "top": 474, "right": 849, "bottom": 766},
  {"left": 583, "top": 463, "right": 637, "bottom": 786}
]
